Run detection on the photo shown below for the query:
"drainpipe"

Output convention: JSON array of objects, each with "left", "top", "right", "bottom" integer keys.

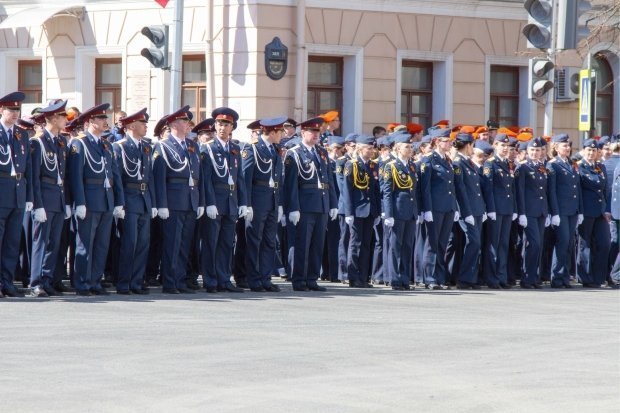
[
  {"left": 206, "top": 0, "right": 216, "bottom": 110},
  {"left": 293, "top": 0, "right": 305, "bottom": 122}
]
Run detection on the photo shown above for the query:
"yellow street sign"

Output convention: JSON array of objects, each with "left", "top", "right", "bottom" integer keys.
[{"left": 578, "top": 69, "right": 591, "bottom": 132}]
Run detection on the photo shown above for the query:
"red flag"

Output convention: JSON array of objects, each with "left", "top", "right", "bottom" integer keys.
[{"left": 155, "top": 0, "right": 169, "bottom": 7}]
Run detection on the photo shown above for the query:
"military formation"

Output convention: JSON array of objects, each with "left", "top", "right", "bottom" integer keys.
[{"left": 1, "top": 91, "right": 619, "bottom": 298}]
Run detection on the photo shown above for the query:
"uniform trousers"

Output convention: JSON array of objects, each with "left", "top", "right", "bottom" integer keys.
[
  {"left": 371, "top": 221, "right": 383, "bottom": 282},
  {"left": 245, "top": 207, "right": 278, "bottom": 289},
  {"left": 161, "top": 210, "right": 194, "bottom": 290},
  {"left": 117, "top": 211, "right": 151, "bottom": 291},
  {"left": 550, "top": 214, "right": 577, "bottom": 286},
  {"left": 486, "top": 214, "right": 513, "bottom": 286},
  {"left": 347, "top": 216, "right": 374, "bottom": 286},
  {"left": 423, "top": 210, "right": 455, "bottom": 286},
  {"left": 291, "top": 212, "right": 327, "bottom": 289},
  {"left": 457, "top": 216, "right": 482, "bottom": 285},
  {"left": 521, "top": 215, "right": 546, "bottom": 286},
  {"left": 321, "top": 215, "right": 340, "bottom": 281},
  {"left": 0, "top": 207, "right": 25, "bottom": 292},
  {"left": 30, "top": 211, "right": 64, "bottom": 288},
  {"left": 202, "top": 213, "right": 236, "bottom": 288},
  {"left": 337, "top": 215, "right": 350, "bottom": 281},
  {"left": 74, "top": 211, "right": 113, "bottom": 292},
  {"left": 577, "top": 216, "right": 611, "bottom": 285},
  {"left": 389, "top": 219, "right": 415, "bottom": 288}
]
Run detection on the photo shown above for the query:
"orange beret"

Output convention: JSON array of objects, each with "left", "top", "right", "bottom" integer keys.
[
  {"left": 449, "top": 131, "right": 458, "bottom": 140},
  {"left": 407, "top": 123, "right": 423, "bottom": 134},
  {"left": 460, "top": 125, "right": 476, "bottom": 134},
  {"left": 517, "top": 132, "right": 533, "bottom": 142},
  {"left": 451, "top": 125, "right": 462, "bottom": 133},
  {"left": 386, "top": 122, "right": 401, "bottom": 132},
  {"left": 507, "top": 126, "right": 520, "bottom": 134},
  {"left": 498, "top": 127, "right": 517, "bottom": 138},
  {"left": 66, "top": 107, "right": 80, "bottom": 122},
  {"left": 322, "top": 111, "right": 339, "bottom": 123},
  {"left": 519, "top": 127, "right": 533, "bottom": 134},
  {"left": 435, "top": 119, "right": 450, "bottom": 127}
]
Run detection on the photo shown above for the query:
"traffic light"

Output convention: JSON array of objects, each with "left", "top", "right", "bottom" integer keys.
[
  {"left": 522, "top": 0, "right": 553, "bottom": 50},
  {"left": 557, "top": 0, "right": 592, "bottom": 50},
  {"left": 140, "top": 25, "right": 169, "bottom": 69},
  {"left": 529, "top": 58, "right": 555, "bottom": 99}
]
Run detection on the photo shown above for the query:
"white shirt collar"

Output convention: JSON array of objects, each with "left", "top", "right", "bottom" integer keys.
[
  {"left": 44, "top": 127, "right": 56, "bottom": 138},
  {"left": 127, "top": 133, "right": 140, "bottom": 147},
  {"left": 260, "top": 135, "right": 272, "bottom": 148},
  {"left": 171, "top": 134, "right": 185, "bottom": 146},
  {"left": 216, "top": 136, "right": 229, "bottom": 149},
  {"left": 398, "top": 156, "right": 408, "bottom": 165},
  {"left": 301, "top": 142, "right": 315, "bottom": 152},
  {"left": 1, "top": 121, "right": 12, "bottom": 133}
]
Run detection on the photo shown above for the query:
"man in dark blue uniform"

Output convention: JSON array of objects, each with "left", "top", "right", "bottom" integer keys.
[
  {"left": 241, "top": 116, "right": 286, "bottom": 292},
  {"left": 577, "top": 139, "right": 611, "bottom": 288},
  {"left": 0, "top": 92, "right": 33, "bottom": 298},
  {"left": 68, "top": 104, "right": 125, "bottom": 296},
  {"left": 342, "top": 135, "right": 381, "bottom": 288},
  {"left": 201, "top": 107, "right": 247, "bottom": 293},
  {"left": 284, "top": 117, "right": 338, "bottom": 291},
  {"left": 546, "top": 134, "right": 583, "bottom": 288},
  {"left": 609, "top": 160, "right": 620, "bottom": 285},
  {"left": 153, "top": 105, "right": 204, "bottom": 294},
  {"left": 335, "top": 133, "right": 357, "bottom": 282},
  {"left": 516, "top": 137, "right": 550, "bottom": 289},
  {"left": 112, "top": 108, "right": 156, "bottom": 295},
  {"left": 29, "top": 99, "right": 71, "bottom": 297}
]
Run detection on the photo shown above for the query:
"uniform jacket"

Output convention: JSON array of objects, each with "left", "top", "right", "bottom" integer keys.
[
  {"left": 31, "top": 129, "right": 70, "bottom": 212},
  {"left": 241, "top": 137, "right": 282, "bottom": 212},
  {"left": 283, "top": 143, "right": 337, "bottom": 214},
  {"left": 0, "top": 124, "right": 33, "bottom": 208},
  {"left": 113, "top": 136, "right": 155, "bottom": 214},
  {"left": 381, "top": 157, "right": 419, "bottom": 220},
  {"left": 342, "top": 155, "right": 381, "bottom": 218},
  {"left": 578, "top": 159, "right": 608, "bottom": 217},
  {"left": 202, "top": 138, "right": 246, "bottom": 215},
  {"left": 419, "top": 151, "right": 457, "bottom": 213},
  {"left": 481, "top": 156, "right": 517, "bottom": 215},
  {"left": 611, "top": 163, "right": 620, "bottom": 220},
  {"left": 68, "top": 132, "right": 123, "bottom": 212},
  {"left": 153, "top": 136, "right": 203, "bottom": 212},
  {"left": 516, "top": 159, "right": 549, "bottom": 218},
  {"left": 546, "top": 156, "right": 582, "bottom": 216},
  {"left": 335, "top": 153, "right": 351, "bottom": 214},
  {"left": 453, "top": 154, "right": 486, "bottom": 217}
]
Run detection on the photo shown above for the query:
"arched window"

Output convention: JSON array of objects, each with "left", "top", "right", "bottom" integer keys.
[{"left": 592, "top": 53, "right": 614, "bottom": 136}]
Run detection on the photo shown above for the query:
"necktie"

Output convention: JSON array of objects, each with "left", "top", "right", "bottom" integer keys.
[
  {"left": 269, "top": 144, "right": 276, "bottom": 158},
  {"left": 181, "top": 140, "right": 187, "bottom": 152},
  {"left": 7, "top": 128, "right": 13, "bottom": 144},
  {"left": 311, "top": 147, "right": 320, "bottom": 167}
]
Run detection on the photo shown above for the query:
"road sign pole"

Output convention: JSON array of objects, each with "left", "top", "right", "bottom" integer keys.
[{"left": 543, "top": 0, "right": 558, "bottom": 137}]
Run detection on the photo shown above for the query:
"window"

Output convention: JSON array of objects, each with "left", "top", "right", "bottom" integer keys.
[
  {"left": 307, "top": 56, "right": 343, "bottom": 131},
  {"left": 95, "top": 58, "right": 122, "bottom": 117},
  {"left": 490, "top": 65, "right": 519, "bottom": 127},
  {"left": 592, "top": 53, "right": 614, "bottom": 136},
  {"left": 401, "top": 61, "right": 433, "bottom": 131},
  {"left": 18, "top": 60, "right": 42, "bottom": 104},
  {"left": 182, "top": 55, "right": 206, "bottom": 122}
]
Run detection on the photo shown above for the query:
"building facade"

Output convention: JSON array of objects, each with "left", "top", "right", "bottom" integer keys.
[{"left": 0, "top": 0, "right": 618, "bottom": 138}]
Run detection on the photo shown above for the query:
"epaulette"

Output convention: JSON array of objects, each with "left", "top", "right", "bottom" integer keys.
[
  {"left": 370, "top": 159, "right": 378, "bottom": 164},
  {"left": 487, "top": 157, "right": 495, "bottom": 162},
  {"left": 117, "top": 138, "right": 127, "bottom": 144},
  {"left": 577, "top": 160, "right": 584, "bottom": 165},
  {"left": 337, "top": 156, "right": 347, "bottom": 161},
  {"left": 386, "top": 160, "right": 396, "bottom": 166},
  {"left": 548, "top": 158, "right": 556, "bottom": 163},
  {"left": 250, "top": 137, "right": 259, "bottom": 145},
  {"left": 519, "top": 160, "right": 527, "bottom": 165}
]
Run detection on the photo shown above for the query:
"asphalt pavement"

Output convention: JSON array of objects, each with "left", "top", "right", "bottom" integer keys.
[{"left": 1, "top": 281, "right": 619, "bottom": 413}]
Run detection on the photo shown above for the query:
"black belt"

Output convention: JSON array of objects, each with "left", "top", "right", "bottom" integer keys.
[
  {"left": 167, "top": 178, "right": 199, "bottom": 185},
  {"left": 85, "top": 178, "right": 110, "bottom": 185},
  {"left": 0, "top": 171, "right": 23, "bottom": 180},
  {"left": 41, "top": 176, "right": 63, "bottom": 186},
  {"left": 301, "top": 183, "right": 329, "bottom": 189},
  {"left": 215, "top": 183, "right": 235, "bottom": 191},
  {"left": 125, "top": 182, "right": 148, "bottom": 192},
  {"left": 254, "top": 179, "right": 278, "bottom": 189}
]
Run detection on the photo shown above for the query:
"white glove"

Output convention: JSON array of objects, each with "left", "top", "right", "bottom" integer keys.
[
  {"left": 512, "top": 213, "right": 518, "bottom": 221},
  {"left": 384, "top": 217, "right": 395, "bottom": 227},
  {"left": 345, "top": 216, "right": 354, "bottom": 226},
  {"left": 25, "top": 202, "right": 33, "bottom": 212},
  {"left": 113, "top": 206, "right": 125, "bottom": 219},
  {"left": 454, "top": 211, "right": 460, "bottom": 222},
  {"left": 75, "top": 205, "right": 86, "bottom": 220},
  {"left": 245, "top": 206, "right": 253, "bottom": 223},
  {"left": 551, "top": 215, "right": 560, "bottom": 226},
  {"left": 417, "top": 215, "right": 423, "bottom": 224},
  {"left": 206, "top": 205, "right": 218, "bottom": 219},
  {"left": 33, "top": 208, "right": 47, "bottom": 223},
  {"left": 197, "top": 206, "right": 204, "bottom": 220},
  {"left": 577, "top": 214, "right": 584, "bottom": 226},
  {"left": 518, "top": 215, "right": 527, "bottom": 228},
  {"left": 277, "top": 206, "right": 283, "bottom": 223},
  {"left": 488, "top": 212, "right": 497, "bottom": 221},
  {"left": 464, "top": 215, "right": 475, "bottom": 226},
  {"left": 329, "top": 208, "right": 338, "bottom": 221},
  {"left": 151, "top": 208, "right": 158, "bottom": 219},
  {"left": 381, "top": 212, "right": 385, "bottom": 218},
  {"left": 158, "top": 208, "right": 169, "bottom": 220},
  {"left": 544, "top": 215, "right": 551, "bottom": 227},
  {"left": 423, "top": 211, "right": 433, "bottom": 222},
  {"left": 65, "top": 205, "right": 72, "bottom": 220},
  {"left": 238, "top": 205, "right": 248, "bottom": 218},
  {"left": 289, "top": 211, "right": 300, "bottom": 226},
  {"left": 482, "top": 213, "right": 488, "bottom": 223},
  {"left": 373, "top": 216, "right": 381, "bottom": 226}
]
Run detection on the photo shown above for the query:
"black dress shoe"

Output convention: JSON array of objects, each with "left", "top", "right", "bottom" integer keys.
[
  {"left": 147, "top": 279, "right": 161, "bottom": 287},
  {"left": 76, "top": 290, "right": 91, "bottom": 296},
  {"left": 100, "top": 281, "right": 113, "bottom": 288},
  {"left": 224, "top": 283, "right": 244, "bottom": 293},
  {"left": 186, "top": 280, "right": 200, "bottom": 290},
  {"left": 432, "top": 284, "right": 446, "bottom": 290},
  {"left": 2, "top": 288, "right": 24, "bottom": 297},
  {"left": 520, "top": 284, "right": 534, "bottom": 289},
  {"left": 178, "top": 287, "right": 197, "bottom": 294},
  {"left": 392, "top": 285, "right": 403, "bottom": 290},
  {"left": 250, "top": 286, "right": 265, "bottom": 292},
  {"left": 550, "top": 283, "right": 564, "bottom": 289},
  {"left": 402, "top": 285, "right": 412, "bottom": 290},
  {"left": 0, "top": 290, "right": 4, "bottom": 298},
  {"left": 30, "top": 286, "right": 48, "bottom": 298},
  {"left": 563, "top": 283, "right": 573, "bottom": 289},
  {"left": 608, "top": 283, "right": 620, "bottom": 289},
  {"left": 131, "top": 288, "right": 149, "bottom": 295},
  {"left": 216, "top": 286, "right": 227, "bottom": 292},
  {"left": 91, "top": 288, "right": 110, "bottom": 296},
  {"left": 471, "top": 284, "right": 482, "bottom": 290},
  {"left": 117, "top": 290, "right": 132, "bottom": 295},
  {"left": 457, "top": 283, "right": 472, "bottom": 290},
  {"left": 293, "top": 285, "right": 309, "bottom": 291},
  {"left": 499, "top": 283, "right": 512, "bottom": 289},
  {"left": 263, "top": 284, "right": 281, "bottom": 292},
  {"left": 54, "top": 283, "right": 75, "bottom": 293},
  {"left": 162, "top": 288, "right": 180, "bottom": 294},
  {"left": 361, "top": 283, "right": 374, "bottom": 288},
  {"left": 307, "top": 284, "right": 327, "bottom": 291},
  {"left": 372, "top": 280, "right": 385, "bottom": 285},
  {"left": 532, "top": 284, "right": 543, "bottom": 289},
  {"left": 236, "top": 280, "right": 250, "bottom": 289},
  {"left": 487, "top": 284, "right": 501, "bottom": 289},
  {"left": 205, "top": 286, "right": 218, "bottom": 293},
  {"left": 44, "top": 286, "right": 63, "bottom": 296}
]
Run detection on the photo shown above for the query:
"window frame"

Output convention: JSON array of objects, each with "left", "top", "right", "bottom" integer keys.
[
  {"left": 400, "top": 60, "right": 433, "bottom": 131},
  {"left": 18, "top": 60, "right": 43, "bottom": 104},
  {"left": 489, "top": 65, "right": 520, "bottom": 127},
  {"left": 307, "top": 55, "right": 343, "bottom": 125},
  {"left": 95, "top": 57, "right": 122, "bottom": 116},
  {"left": 181, "top": 55, "right": 207, "bottom": 123},
  {"left": 594, "top": 53, "right": 614, "bottom": 136}
]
